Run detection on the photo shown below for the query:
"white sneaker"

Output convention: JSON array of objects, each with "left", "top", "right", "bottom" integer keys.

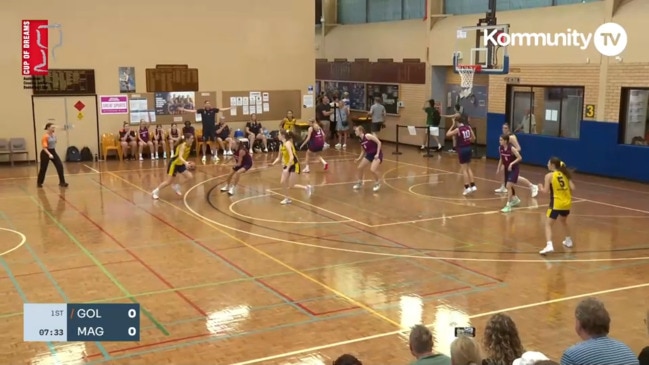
[
  {"left": 342, "top": 144, "right": 346, "bottom": 149},
  {"left": 539, "top": 244, "right": 554, "bottom": 255},
  {"left": 463, "top": 188, "right": 472, "bottom": 196},
  {"left": 139, "top": 155, "right": 144, "bottom": 161},
  {"left": 172, "top": 184, "right": 181, "bottom": 196},
  {"left": 228, "top": 186, "right": 235, "bottom": 196},
  {"left": 226, "top": 150, "right": 233, "bottom": 156},
  {"left": 152, "top": 189, "right": 159, "bottom": 199},
  {"left": 263, "top": 148, "right": 268, "bottom": 153},
  {"left": 353, "top": 182, "right": 362, "bottom": 190},
  {"left": 562, "top": 239, "right": 573, "bottom": 248},
  {"left": 163, "top": 153, "right": 167, "bottom": 159},
  {"left": 531, "top": 184, "right": 539, "bottom": 198},
  {"left": 471, "top": 186, "right": 477, "bottom": 192},
  {"left": 420, "top": 145, "right": 426, "bottom": 150},
  {"left": 495, "top": 186, "right": 507, "bottom": 193},
  {"left": 335, "top": 143, "right": 341, "bottom": 149},
  {"left": 201, "top": 156, "right": 207, "bottom": 164},
  {"left": 303, "top": 166, "right": 310, "bottom": 173},
  {"left": 280, "top": 198, "right": 292, "bottom": 205},
  {"left": 249, "top": 149, "right": 254, "bottom": 154},
  {"left": 372, "top": 183, "right": 381, "bottom": 192},
  {"left": 213, "top": 155, "right": 220, "bottom": 163},
  {"left": 510, "top": 196, "right": 521, "bottom": 207},
  {"left": 220, "top": 185, "right": 229, "bottom": 192},
  {"left": 154, "top": 154, "right": 159, "bottom": 160}
]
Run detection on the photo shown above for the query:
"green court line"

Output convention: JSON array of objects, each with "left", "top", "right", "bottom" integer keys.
[
  {"left": 27, "top": 195, "right": 169, "bottom": 336},
  {"left": 0, "top": 253, "right": 397, "bottom": 320}
]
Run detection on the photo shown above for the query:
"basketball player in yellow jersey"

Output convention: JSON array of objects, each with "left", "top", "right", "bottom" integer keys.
[
  {"left": 152, "top": 133, "right": 195, "bottom": 199},
  {"left": 537, "top": 157, "right": 575, "bottom": 255},
  {"left": 271, "top": 129, "right": 312, "bottom": 205}
]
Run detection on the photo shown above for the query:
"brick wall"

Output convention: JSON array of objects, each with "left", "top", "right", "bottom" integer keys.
[
  {"left": 604, "top": 63, "right": 649, "bottom": 122},
  {"left": 488, "top": 65, "right": 600, "bottom": 121}
]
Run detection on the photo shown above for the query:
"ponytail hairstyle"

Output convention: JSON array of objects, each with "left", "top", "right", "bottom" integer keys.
[
  {"left": 450, "top": 335, "right": 482, "bottom": 365},
  {"left": 356, "top": 125, "right": 366, "bottom": 134},
  {"left": 549, "top": 156, "right": 572, "bottom": 180}
]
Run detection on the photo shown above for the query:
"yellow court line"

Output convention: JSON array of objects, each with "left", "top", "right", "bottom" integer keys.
[
  {"left": 105, "top": 171, "right": 405, "bottom": 330},
  {"left": 182, "top": 176, "right": 649, "bottom": 263},
  {"left": 228, "top": 194, "right": 351, "bottom": 225},
  {"left": 231, "top": 280, "right": 649, "bottom": 365},
  {"left": 407, "top": 182, "right": 504, "bottom": 202},
  {"left": 0, "top": 228, "right": 27, "bottom": 257}
]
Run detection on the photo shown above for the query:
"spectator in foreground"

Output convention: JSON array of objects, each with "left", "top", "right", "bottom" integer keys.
[
  {"left": 639, "top": 309, "right": 649, "bottom": 365},
  {"left": 332, "top": 354, "right": 362, "bottom": 365},
  {"left": 450, "top": 335, "right": 481, "bottom": 365},
  {"left": 408, "top": 324, "right": 451, "bottom": 365},
  {"left": 561, "top": 297, "right": 638, "bottom": 365},
  {"left": 482, "top": 313, "right": 525, "bottom": 365}
]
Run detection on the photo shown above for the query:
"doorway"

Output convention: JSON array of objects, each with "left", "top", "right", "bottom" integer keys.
[{"left": 31, "top": 96, "right": 99, "bottom": 161}]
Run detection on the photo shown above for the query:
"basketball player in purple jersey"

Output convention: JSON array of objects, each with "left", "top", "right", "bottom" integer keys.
[
  {"left": 137, "top": 122, "right": 154, "bottom": 161},
  {"left": 446, "top": 116, "right": 477, "bottom": 195},
  {"left": 497, "top": 134, "right": 522, "bottom": 213},
  {"left": 353, "top": 126, "right": 382, "bottom": 192},
  {"left": 220, "top": 139, "right": 253, "bottom": 196},
  {"left": 299, "top": 119, "right": 329, "bottom": 173},
  {"left": 495, "top": 123, "right": 538, "bottom": 197}
]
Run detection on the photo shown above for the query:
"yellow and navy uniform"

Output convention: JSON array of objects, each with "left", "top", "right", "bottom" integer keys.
[
  {"left": 280, "top": 142, "right": 300, "bottom": 174},
  {"left": 547, "top": 170, "right": 572, "bottom": 219},
  {"left": 167, "top": 142, "right": 191, "bottom": 176},
  {"left": 281, "top": 118, "right": 296, "bottom": 131}
]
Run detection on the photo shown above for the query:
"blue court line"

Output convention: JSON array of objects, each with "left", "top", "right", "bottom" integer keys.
[
  {"left": 87, "top": 177, "right": 318, "bottom": 319},
  {"left": 88, "top": 281, "right": 504, "bottom": 364},
  {"left": 0, "top": 212, "right": 111, "bottom": 359},
  {"left": 0, "top": 220, "right": 62, "bottom": 364}
]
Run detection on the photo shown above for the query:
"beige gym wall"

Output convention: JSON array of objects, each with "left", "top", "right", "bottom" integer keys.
[
  {"left": 1, "top": 0, "right": 315, "bottom": 162},
  {"left": 319, "top": 0, "right": 648, "bottom": 138}
]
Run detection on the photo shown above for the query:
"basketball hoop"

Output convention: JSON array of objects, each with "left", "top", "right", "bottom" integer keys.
[{"left": 458, "top": 65, "right": 481, "bottom": 98}]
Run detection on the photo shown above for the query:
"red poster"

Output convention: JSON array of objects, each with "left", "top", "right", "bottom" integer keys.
[{"left": 21, "top": 20, "right": 49, "bottom": 76}]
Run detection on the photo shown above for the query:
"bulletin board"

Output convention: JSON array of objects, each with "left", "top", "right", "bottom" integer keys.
[
  {"left": 127, "top": 91, "right": 216, "bottom": 124},
  {"left": 222, "top": 90, "right": 301, "bottom": 122},
  {"left": 322, "top": 81, "right": 367, "bottom": 111},
  {"left": 445, "top": 84, "right": 488, "bottom": 119}
]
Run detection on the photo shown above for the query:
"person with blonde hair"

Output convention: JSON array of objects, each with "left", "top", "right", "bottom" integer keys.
[{"left": 450, "top": 335, "right": 482, "bottom": 365}]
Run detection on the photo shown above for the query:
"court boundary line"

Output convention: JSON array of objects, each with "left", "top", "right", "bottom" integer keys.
[
  {"left": 228, "top": 194, "right": 352, "bottom": 225},
  {"left": 408, "top": 182, "right": 504, "bottom": 201},
  {"left": 184, "top": 176, "right": 649, "bottom": 263},
  {"left": 107, "top": 171, "right": 406, "bottom": 330},
  {"left": 0, "top": 227, "right": 27, "bottom": 256},
  {"left": 230, "top": 281, "right": 649, "bottom": 365}
]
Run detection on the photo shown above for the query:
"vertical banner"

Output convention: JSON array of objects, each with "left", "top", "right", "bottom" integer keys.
[
  {"left": 119, "top": 67, "right": 136, "bottom": 93},
  {"left": 21, "top": 20, "right": 49, "bottom": 76}
]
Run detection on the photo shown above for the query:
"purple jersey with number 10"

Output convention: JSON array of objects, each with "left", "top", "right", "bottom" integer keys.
[{"left": 457, "top": 125, "right": 472, "bottom": 147}]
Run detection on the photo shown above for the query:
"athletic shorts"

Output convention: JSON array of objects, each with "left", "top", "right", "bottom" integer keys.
[
  {"left": 371, "top": 122, "right": 383, "bottom": 133},
  {"left": 504, "top": 168, "right": 519, "bottom": 184},
  {"left": 284, "top": 164, "right": 298, "bottom": 174},
  {"left": 202, "top": 129, "right": 216, "bottom": 142},
  {"left": 365, "top": 152, "right": 383, "bottom": 163},
  {"left": 233, "top": 164, "right": 252, "bottom": 172},
  {"left": 308, "top": 144, "right": 323, "bottom": 153},
  {"left": 457, "top": 146, "right": 472, "bottom": 164},
  {"left": 547, "top": 209, "right": 570, "bottom": 220},
  {"left": 217, "top": 131, "right": 229, "bottom": 140},
  {"left": 167, "top": 161, "right": 186, "bottom": 177}
]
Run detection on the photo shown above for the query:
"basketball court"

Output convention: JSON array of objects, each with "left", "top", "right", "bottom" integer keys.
[{"left": 1, "top": 144, "right": 648, "bottom": 364}]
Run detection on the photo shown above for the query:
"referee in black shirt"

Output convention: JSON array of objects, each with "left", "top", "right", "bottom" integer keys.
[{"left": 180, "top": 101, "right": 230, "bottom": 163}]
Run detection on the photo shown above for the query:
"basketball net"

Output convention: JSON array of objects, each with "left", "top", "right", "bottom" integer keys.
[{"left": 458, "top": 66, "right": 476, "bottom": 99}]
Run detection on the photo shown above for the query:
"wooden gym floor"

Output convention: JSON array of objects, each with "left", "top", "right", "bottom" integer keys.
[{"left": 1, "top": 142, "right": 648, "bottom": 365}]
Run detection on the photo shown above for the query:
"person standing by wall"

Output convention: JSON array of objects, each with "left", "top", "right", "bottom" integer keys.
[
  {"left": 37, "top": 122, "right": 68, "bottom": 188},
  {"left": 368, "top": 97, "right": 386, "bottom": 134},
  {"left": 422, "top": 99, "right": 442, "bottom": 151},
  {"left": 315, "top": 95, "right": 332, "bottom": 149}
]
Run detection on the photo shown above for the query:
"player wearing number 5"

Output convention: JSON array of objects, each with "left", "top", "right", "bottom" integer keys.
[
  {"left": 538, "top": 157, "right": 575, "bottom": 255},
  {"left": 446, "top": 116, "right": 476, "bottom": 195}
]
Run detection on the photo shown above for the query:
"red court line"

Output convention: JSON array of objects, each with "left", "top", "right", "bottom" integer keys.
[
  {"left": 92, "top": 180, "right": 324, "bottom": 316},
  {"left": 85, "top": 281, "right": 501, "bottom": 359},
  {"left": 47, "top": 187, "right": 208, "bottom": 318},
  {"left": 0, "top": 260, "right": 136, "bottom": 280},
  {"left": 310, "top": 281, "right": 499, "bottom": 316}
]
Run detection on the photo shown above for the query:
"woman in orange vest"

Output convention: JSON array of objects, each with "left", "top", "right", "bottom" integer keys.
[{"left": 37, "top": 122, "right": 68, "bottom": 188}]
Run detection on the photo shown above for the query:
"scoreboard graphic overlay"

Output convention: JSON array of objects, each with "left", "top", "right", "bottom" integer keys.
[{"left": 24, "top": 303, "right": 140, "bottom": 342}]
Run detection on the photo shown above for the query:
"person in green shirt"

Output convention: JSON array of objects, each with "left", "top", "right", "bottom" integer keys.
[
  {"left": 422, "top": 99, "right": 442, "bottom": 151},
  {"left": 409, "top": 324, "right": 451, "bottom": 365}
]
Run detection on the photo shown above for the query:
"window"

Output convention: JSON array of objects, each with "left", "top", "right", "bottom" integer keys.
[
  {"left": 507, "top": 85, "right": 584, "bottom": 138},
  {"left": 444, "top": 0, "right": 601, "bottom": 16},
  {"left": 619, "top": 88, "right": 649, "bottom": 146},
  {"left": 337, "top": 0, "right": 425, "bottom": 24}
]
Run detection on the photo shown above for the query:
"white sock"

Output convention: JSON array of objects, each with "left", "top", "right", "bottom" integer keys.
[{"left": 546, "top": 241, "right": 553, "bottom": 247}]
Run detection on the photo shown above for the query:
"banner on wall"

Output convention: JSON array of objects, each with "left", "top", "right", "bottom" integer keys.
[
  {"left": 119, "top": 67, "right": 136, "bottom": 93},
  {"left": 154, "top": 92, "right": 195, "bottom": 115},
  {"left": 99, "top": 95, "right": 128, "bottom": 115}
]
